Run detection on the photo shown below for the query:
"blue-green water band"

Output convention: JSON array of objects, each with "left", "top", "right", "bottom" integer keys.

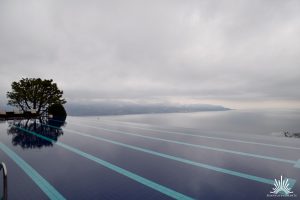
[
  {"left": 14, "top": 126, "right": 194, "bottom": 200},
  {"left": 0, "top": 142, "right": 66, "bottom": 200}
]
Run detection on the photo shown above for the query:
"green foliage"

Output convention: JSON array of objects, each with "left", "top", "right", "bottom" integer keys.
[{"left": 7, "top": 78, "right": 66, "bottom": 115}]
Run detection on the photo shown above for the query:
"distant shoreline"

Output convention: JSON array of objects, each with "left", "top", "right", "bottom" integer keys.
[
  {"left": 65, "top": 102, "right": 231, "bottom": 116},
  {"left": 67, "top": 108, "right": 232, "bottom": 117}
]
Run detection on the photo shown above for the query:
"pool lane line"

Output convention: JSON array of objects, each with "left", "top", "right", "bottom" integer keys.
[
  {"left": 295, "top": 159, "right": 300, "bottom": 168},
  {"left": 0, "top": 142, "right": 66, "bottom": 200},
  {"left": 76, "top": 118, "right": 300, "bottom": 151},
  {"left": 40, "top": 124, "right": 297, "bottom": 187},
  {"left": 14, "top": 126, "right": 194, "bottom": 200},
  {"left": 44, "top": 123, "right": 63, "bottom": 129},
  {"left": 59, "top": 123, "right": 299, "bottom": 167}
]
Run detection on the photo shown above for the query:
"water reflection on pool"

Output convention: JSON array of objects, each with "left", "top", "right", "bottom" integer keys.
[
  {"left": 0, "top": 110, "right": 299, "bottom": 199},
  {"left": 7, "top": 119, "right": 64, "bottom": 149}
]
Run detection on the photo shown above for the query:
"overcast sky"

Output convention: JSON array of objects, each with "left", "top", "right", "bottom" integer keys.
[{"left": 1, "top": 0, "right": 300, "bottom": 109}]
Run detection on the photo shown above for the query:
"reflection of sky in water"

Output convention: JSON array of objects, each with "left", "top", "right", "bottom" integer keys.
[
  {"left": 63, "top": 118, "right": 300, "bottom": 199},
  {"left": 101, "top": 109, "right": 300, "bottom": 135},
  {"left": 0, "top": 110, "right": 299, "bottom": 199}
]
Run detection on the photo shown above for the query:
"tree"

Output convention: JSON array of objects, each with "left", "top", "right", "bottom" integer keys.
[
  {"left": 48, "top": 103, "right": 67, "bottom": 119},
  {"left": 7, "top": 78, "right": 66, "bottom": 115}
]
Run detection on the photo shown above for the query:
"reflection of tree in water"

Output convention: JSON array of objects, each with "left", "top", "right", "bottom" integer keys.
[{"left": 7, "top": 119, "right": 64, "bottom": 149}]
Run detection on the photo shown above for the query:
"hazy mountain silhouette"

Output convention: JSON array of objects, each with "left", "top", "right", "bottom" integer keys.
[{"left": 65, "top": 102, "right": 230, "bottom": 116}]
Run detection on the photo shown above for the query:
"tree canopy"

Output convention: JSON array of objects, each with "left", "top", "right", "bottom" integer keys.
[
  {"left": 48, "top": 103, "right": 67, "bottom": 117},
  {"left": 7, "top": 78, "right": 66, "bottom": 115},
  {"left": 48, "top": 103, "right": 67, "bottom": 122}
]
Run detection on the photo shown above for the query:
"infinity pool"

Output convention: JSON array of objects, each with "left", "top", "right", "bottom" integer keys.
[{"left": 0, "top": 111, "right": 299, "bottom": 199}]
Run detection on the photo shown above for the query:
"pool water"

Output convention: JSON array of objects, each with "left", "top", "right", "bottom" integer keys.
[{"left": 0, "top": 111, "right": 299, "bottom": 199}]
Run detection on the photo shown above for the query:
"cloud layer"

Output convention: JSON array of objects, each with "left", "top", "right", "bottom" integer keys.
[{"left": 1, "top": 0, "right": 300, "bottom": 109}]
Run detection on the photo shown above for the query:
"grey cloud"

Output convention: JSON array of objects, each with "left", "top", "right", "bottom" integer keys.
[{"left": 0, "top": 0, "right": 300, "bottom": 108}]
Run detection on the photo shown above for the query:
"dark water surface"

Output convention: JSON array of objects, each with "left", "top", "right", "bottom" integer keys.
[{"left": 0, "top": 109, "right": 299, "bottom": 199}]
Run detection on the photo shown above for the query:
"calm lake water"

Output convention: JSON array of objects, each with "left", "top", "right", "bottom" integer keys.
[{"left": 0, "top": 109, "right": 299, "bottom": 199}]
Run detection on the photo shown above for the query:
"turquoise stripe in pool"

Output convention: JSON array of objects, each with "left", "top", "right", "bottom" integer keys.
[
  {"left": 63, "top": 123, "right": 298, "bottom": 166},
  {"left": 86, "top": 118, "right": 300, "bottom": 151},
  {"left": 0, "top": 142, "right": 66, "bottom": 200},
  {"left": 14, "top": 126, "right": 194, "bottom": 200},
  {"left": 294, "top": 159, "right": 300, "bottom": 168},
  {"left": 42, "top": 123, "right": 297, "bottom": 188}
]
